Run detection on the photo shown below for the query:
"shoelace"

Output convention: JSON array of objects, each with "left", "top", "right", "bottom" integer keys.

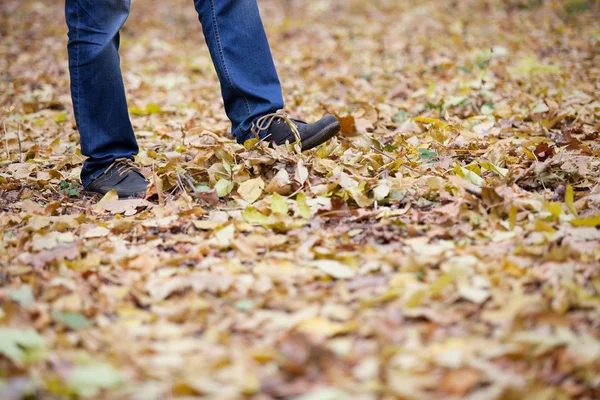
[
  {"left": 104, "top": 158, "right": 140, "bottom": 177},
  {"left": 250, "top": 110, "right": 302, "bottom": 146}
]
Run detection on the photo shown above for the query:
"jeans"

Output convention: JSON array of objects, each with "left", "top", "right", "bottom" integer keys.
[{"left": 65, "top": 0, "right": 284, "bottom": 187}]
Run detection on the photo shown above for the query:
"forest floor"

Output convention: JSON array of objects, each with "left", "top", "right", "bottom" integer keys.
[{"left": 1, "top": 0, "right": 600, "bottom": 399}]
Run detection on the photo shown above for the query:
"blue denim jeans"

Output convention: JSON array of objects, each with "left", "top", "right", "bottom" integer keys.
[{"left": 65, "top": 0, "right": 284, "bottom": 187}]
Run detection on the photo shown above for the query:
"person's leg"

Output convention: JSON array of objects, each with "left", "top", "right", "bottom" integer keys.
[
  {"left": 65, "top": 0, "right": 138, "bottom": 188},
  {"left": 192, "top": 0, "right": 285, "bottom": 143}
]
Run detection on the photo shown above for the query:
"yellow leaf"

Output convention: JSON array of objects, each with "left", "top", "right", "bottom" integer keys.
[
  {"left": 455, "top": 165, "right": 484, "bottom": 186},
  {"left": 504, "top": 260, "right": 525, "bottom": 277},
  {"left": 543, "top": 202, "right": 562, "bottom": 219},
  {"left": 509, "top": 204, "right": 517, "bottom": 230},
  {"left": 311, "top": 260, "right": 355, "bottom": 279},
  {"left": 347, "top": 187, "right": 374, "bottom": 207},
  {"left": 523, "top": 147, "right": 536, "bottom": 160},
  {"left": 479, "top": 162, "right": 508, "bottom": 177},
  {"left": 534, "top": 219, "right": 556, "bottom": 232},
  {"left": 296, "top": 317, "right": 355, "bottom": 337},
  {"left": 413, "top": 116, "right": 450, "bottom": 130},
  {"left": 250, "top": 349, "right": 277, "bottom": 363},
  {"left": 145, "top": 103, "right": 161, "bottom": 114},
  {"left": 242, "top": 207, "right": 268, "bottom": 225},
  {"left": 296, "top": 192, "right": 311, "bottom": 219},
  {"left": 405, "top": 289, "right": 428, "bottom": 308},
  {"left": 270, "top": 193, "right": 288, "bottom": 215},
  {"left": 514, "top": 56, "right": 562, "bottom": 75},
  {"left": 243, "top": 138, "right": 259, "bottom": 150},
  {"left": 570, "top": 214, "right": 600, "bottom": 227},
  {"left": 215, "top": 224, "right": 235, "bottom": 248},
  {"left": 93, "top": 190, "right": 118, "bottom": 211},
  {"left": 237, "top": 177, "right": 264, "bottom": 203},
  {"left": 430, "top": 270, "right": 458, "bottom": 296},
  {"left": 565, "top": 184, "right": 578, "bottom": 217}
]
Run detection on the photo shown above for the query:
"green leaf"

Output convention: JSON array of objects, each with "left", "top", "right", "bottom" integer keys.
[
  {"left": 565, "top": 1, "right": 590, "bottom": 15},
  {"left": 67, "top": 188, "right": 81, "bottom": 198},
  {"left": 67, "top": 363, "right": 123, "bottom": 398},
  {"left": 7, "top": 285, "right": 34, "bottom": 307},
  {"left": 418, "top": 148, "right": 437, "bottom": 160},
  {"left": 270, "top": 193, "right": 288, "bottom": 215},
  {"left": 0, "top": 328, "right": 45, "bottom": 365},
  {"left": 194, "top": 183, "right": 211, "bottom": 193},
  {"left": 234, "top": 299, "right": 254, "bottom": 311},
  {"left": 222, "top": 160, "right": 232, "bottom": 175},
  {"left": 54, "top": 311, "right": 89, "bottom": 331},
  {"left": 214, "top": 179, "right": 234, "bottom": 197}
]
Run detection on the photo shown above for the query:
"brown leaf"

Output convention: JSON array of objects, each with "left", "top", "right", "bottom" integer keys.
[
  {"left": 152, "top": 169, "right": 165, "bottom": 206},
  {"left": 533, "top": 142, "right": 555, "bottom": 161},
  {"left": 194, "top": 189, "right": 220, "bottom": 207},
  {"left": 438, "top": 368, "right": 482, "bottom": 396},
  {"left": 335, "top": 114, "right": 359, "bottom": 136}
]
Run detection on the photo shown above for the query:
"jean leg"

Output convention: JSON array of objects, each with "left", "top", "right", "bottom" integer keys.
[
  {"left": 65, "top": 0, "right": 138, "bottom": 187},
  {"left": 192, "top": 0, "right": 285, "bottom": 143}
]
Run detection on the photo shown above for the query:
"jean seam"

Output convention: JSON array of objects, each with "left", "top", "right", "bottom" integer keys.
[
  {"left": 74, "top": 2, "right": 81, "bottom": 142},
  {"left": 78, "top": 1, "right": 103, "bottom": 31},
  {"left": 208, "top": 0, "right": 252, "bottom": 117}
]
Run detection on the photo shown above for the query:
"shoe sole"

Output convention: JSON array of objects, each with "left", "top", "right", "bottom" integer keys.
[
  {"left": 301, "top": 121, "right": 341, "bottom": 151},
  {"left": 85, "top": 190, "right": 146, "bottom": 200}
]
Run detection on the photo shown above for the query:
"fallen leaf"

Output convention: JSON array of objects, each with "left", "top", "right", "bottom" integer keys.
[
  {"left": 101, "top": 199, "right": 154, "bottom": 216},
  {"left": 0, "top": 328, "right": 45, "bottom": 366},
  {"left": 237, "top": 177, "right": 265, "bottom": 203},
  {"left": 310, "top": 260, "right": 355, "bottom": 279}
]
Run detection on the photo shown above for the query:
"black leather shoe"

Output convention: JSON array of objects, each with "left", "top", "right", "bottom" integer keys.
[
  {"left": 252, "top": 111, "right": 340, "bottom": 151},
  {"left": 85, "top": 158, "right": 148, "bottom": 198}
]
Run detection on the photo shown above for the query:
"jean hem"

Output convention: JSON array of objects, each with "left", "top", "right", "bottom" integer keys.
[{"left": 81, "top": 167, "right": 106, "bottom": 189}]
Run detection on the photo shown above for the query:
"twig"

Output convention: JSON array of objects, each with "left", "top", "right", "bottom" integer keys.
[
  {"left": 16, "top": 122, "right": 22, "bottom": 162},
  {"left": 2, "top": 120, "right": 9, "bottom": 160},
  {"left": 478, "top": 47, "right": 494, "bottom": 93},
  {"left": 180, "top": 172, "right": 198, "bottom": 194},
  {"left": 253, "top": 133, "right": 273, "bottom": 149},
  {"left": 286, "top": 185, "right": 304, "bottom": 200},
  {"left": 175, "top": 172, "right": 187, "bottom": 194},
  {"left": 370, "top": 146, "right": 396, "bottom": 161}
]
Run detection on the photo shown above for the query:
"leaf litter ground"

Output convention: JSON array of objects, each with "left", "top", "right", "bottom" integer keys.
[{"left": 1, "top": 0, "right": 600, "bottom": 399}]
